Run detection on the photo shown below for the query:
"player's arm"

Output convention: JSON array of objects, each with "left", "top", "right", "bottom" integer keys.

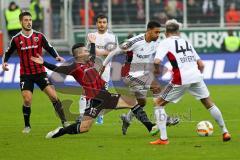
[
  {"left": 102, "top": 38, "right": 133, "bottom": 67},
  {"left": 197, "top": 60, "right": 204, "bottom": 73},
  {"left": 2, "top": 38, "right": 17, "bottom": 71},
  {"left": 154, "top": 42, "right": 168, "bottom": 76},
  {"left": 88, "top": 33, "right": 96, "bottom": 62},
  {"left": 191, "top": 45, "right": 204, "bottom": 73},
  {"left": 98, "top": 47, "right": 122, "bottom": 76},
  {"left": 42, "top": 34, "right": 64, "bottom": 62},
  {"left": 102, "top": 47, "right": 122, "bottom": 66},
  {"left": 31, "top": 55, "right": 73, "bottom": 75},
  {"left": 95, "top": 48, "right": 109, "bottom": 56}
]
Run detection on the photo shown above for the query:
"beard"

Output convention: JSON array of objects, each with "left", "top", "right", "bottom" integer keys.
[{"left": 23, "top": 25, "right": 32, "bottom": 31}]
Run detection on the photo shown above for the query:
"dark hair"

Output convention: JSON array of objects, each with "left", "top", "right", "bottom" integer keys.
[
  {"left": 71, "top": 43, "right": 85, "bottom": 56},
  {"left": 95, "top": 14, "right": 108, "bottom": 23},
  {"left": 147, "top": 21, "right": 161, "bottom": 29},
  {"left": 19, "top": 11, "right": 32, "bottom": 21}
]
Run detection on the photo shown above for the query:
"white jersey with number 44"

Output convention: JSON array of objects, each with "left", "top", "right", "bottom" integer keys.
[{"left": 155, "top": 36, "right": 202, "bottom": 85}]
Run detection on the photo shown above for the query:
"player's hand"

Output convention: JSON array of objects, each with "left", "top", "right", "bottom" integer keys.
[
  {"left": 31, "top": 54, "right": 44, "bottom": 64},
  {"left": 88, "top": 33, "right": 96, "bottom": 43},
  {"left": 56, "top": 56, "right": 65, "bottom": 62},
  {"left": 2, "top": 62, "right": 9, "bottom": 71},
  {"left": 99, "top": 66, "right": 105, "bottom": 76}
]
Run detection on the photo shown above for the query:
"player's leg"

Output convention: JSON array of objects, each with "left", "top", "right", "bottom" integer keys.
[
  {"left": 150, "top": 97, "right": 169, "bottom": 145},
  {"left": 150, "top": 83, "right": 186, "bottom": 145},
  {"left": 96, "top": 66, "right": 111, "bottom": 124},
  {"left": 35, "top": 73, "right": 68, "bottom": 127},
  {"left": 77, "top": 95, "right": 88, "bottom": 122},
  {"left": 20, "top": 76, "right": 34, "bottom": 133},
  {"left": 46, "top": 99, "right": 102, "bottom": 138},
  {"left": 150, "top": 81, "right": 180, "bottom": 135},
  {"left": 121, "top": 97, "right": 156, "bottom": 135},
  {"left": 43, "top": 85, "right": 69, "bottom": 127},
  {"left": 21, "top": 90, "right": 33, "bottom": 133},
  {"left": 46, "top": 116, "right": 95, "bottom": 139},
  {"left": 188, "top": 80, "right": 231, "bottom": 141}
]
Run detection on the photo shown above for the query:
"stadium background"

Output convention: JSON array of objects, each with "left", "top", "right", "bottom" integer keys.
[
  {"left": 1, "top": 0, "right": 240, "bottom": 87},
  {"left": 0, "top": 0, "right": 240, "bottom": 160}
]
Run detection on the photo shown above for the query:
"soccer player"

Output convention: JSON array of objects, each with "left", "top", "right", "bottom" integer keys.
[
  {"left": 78, "top": 14, "right": 118, "bottom": 124},
  {"left": 101, "top": 21, "right": 179, "bottom": 135},
  {"left": 150, "top": 19, "right": 231, "bottom": 145},
  {"left": 31, "top": 34, "right": 136, "bottom": 139},
  {"left": 1, "top": 11, "right": 69, "bottom": 133}
]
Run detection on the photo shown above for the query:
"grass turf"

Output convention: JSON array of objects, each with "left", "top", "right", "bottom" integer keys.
[{"left": 0, "top": 85, "right": 239, "bottom": 160}]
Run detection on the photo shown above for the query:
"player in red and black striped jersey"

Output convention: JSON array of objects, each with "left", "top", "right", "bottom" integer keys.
[
  {"left": 1, "top": 11, "right": 69, "bottom": 133},
  {"left": 31, "top": 34, "right": 137, "bottom": 139}
]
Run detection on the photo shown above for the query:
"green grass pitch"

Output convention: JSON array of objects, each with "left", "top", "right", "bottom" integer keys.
[{"left": 0, "top": 85, "right": 239, "bottom": 160}]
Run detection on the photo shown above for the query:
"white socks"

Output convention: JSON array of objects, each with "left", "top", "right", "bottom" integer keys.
[
  {"left": 126, "top": 110, "right": 135, "bottom": 122},
  {"left": 208, "top": 105, "right": 228, "bottom": 134},
  {"left": 79, "top": 95, "right": 87, "bottom": 114},
  {"left": 154, "top": 106, "right": 168, "bottom": 140}
]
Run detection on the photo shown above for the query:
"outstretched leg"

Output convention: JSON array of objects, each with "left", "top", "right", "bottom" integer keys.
[{"left": 201, "top": 97, "right": 231, "bottom": 141}]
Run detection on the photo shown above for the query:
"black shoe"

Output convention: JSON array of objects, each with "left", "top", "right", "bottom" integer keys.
[
  {"left": 166, "top": 116, "right": 180, "bottom": 126},
  {"left": 120, "top": 114, "right": 130, "bottom": 135}
]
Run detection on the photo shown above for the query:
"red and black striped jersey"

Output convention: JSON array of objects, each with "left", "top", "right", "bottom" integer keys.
[
  {"left": 43, "top": 43, "right": 106, "bottom": 99},
  {"left": 70, "top": 61, "right": 106, "bottom": 99},
  {"left": 2, "top": 30, "right": 59, "bottom": 75},
  {"left": 44, "top": 61, "right": 106, "bottom": 99}
]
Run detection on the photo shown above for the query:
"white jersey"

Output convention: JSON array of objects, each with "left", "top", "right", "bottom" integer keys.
[
  {"left": 123, "top": 34, "right": 159, "bottom": 77},
  {"left": 155, "top": 36, "right": 202, "bottom": 85},
  {"left": 88, "top": 31, "right": 118, "bottom": 84}
]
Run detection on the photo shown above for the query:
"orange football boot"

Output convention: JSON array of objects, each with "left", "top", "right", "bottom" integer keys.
[{"left": 150, "top": 139, "right": 169, "bottom": 145}]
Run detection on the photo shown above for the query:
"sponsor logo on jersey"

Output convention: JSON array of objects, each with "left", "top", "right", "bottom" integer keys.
[
  {"left": 136, "top": 54, "right": 151, "bottom": 59},
  {"left": 21, "top": 45, "right": 38, "bottom": 50}
]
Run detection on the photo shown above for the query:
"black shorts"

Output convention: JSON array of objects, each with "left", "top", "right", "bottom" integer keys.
[
  {"left": 20, "top": 72, "right": 52, "bottom": 92},
  {"left": 84, "top": 90, "right": 120, "bottom": 118}
]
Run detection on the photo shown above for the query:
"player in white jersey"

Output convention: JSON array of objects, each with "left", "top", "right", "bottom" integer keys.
[
  {"left": 101, "top": 21, "right": 179, "bottom": 135},
  {"left": 78, "top": 14, "right": 118, "bottom": 124},
  {"left": 150, "top": 19, "right": 231, "bottom": 145}
]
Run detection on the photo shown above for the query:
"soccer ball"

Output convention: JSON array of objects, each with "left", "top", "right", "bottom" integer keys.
[{"left": 196, "top": 121, "right": 213, "bottom": 136}]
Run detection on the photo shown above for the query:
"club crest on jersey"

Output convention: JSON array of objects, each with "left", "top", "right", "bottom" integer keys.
[
  {"left": 20, "top": 41, "right": 23, "bottom": 45},
  {"left": 34, "top": 37, "right": 39, "bottom": 42}
]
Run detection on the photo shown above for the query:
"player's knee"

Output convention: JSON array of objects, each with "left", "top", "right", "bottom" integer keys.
[
  {"left": 137, "top": 99, "right": 146, "bottom": 107},
  {"left": 155, "top": 97, "right": 166, "bottom": 106},
  {"left": 80, "top": 126, "right": 90, "bottom": 133},
  {"left": 23, "top": 96, "right": 32, "bottom": 106},
  {"left": 200, "top": 97, "right": 214, "bottom": 109},
  {"left": 151, "top": 86, "right": 161, "bottom": 95}
]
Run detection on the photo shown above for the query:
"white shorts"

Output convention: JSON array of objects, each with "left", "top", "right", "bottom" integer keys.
[
  {"left": 160, "top": 80, "right": 210, "bottom": 103},
  {"left": 123, "top": 72, "right": 154, "bottom": 99}
]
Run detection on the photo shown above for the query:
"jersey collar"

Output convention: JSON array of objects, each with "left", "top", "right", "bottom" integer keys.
[{"left": 20, "top": 29, "right": 33, "bottom": 38}]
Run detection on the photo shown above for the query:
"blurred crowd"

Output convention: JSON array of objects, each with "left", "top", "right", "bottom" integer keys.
[
  {"left": 71, "top": 0, "right": 240, "bottom": 26},
  {"left": 3, "top": 0, "right": 240, "bottom": 49},
  {"left": 4, "top": 0, "right": 43, "bottom": 39}
]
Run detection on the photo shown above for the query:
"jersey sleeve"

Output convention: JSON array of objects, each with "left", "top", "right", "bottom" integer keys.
[
  {"left": 42, "top": 34, "right": 59, "bottom": 58},
  {"left": 154, "top": 41, "right": 168, "bottom": 61},
  {"left": 43, "top": 61, "right": 75, "bottom": 75},
  {"left": 2, "top": 38, "right": 17, "bottom": 63},
  {"left": 89, "top": 43, "right": 96, "bottom": 62},
  {"left": 120, "top": 38, "right": 136, "bottom": 51}
]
